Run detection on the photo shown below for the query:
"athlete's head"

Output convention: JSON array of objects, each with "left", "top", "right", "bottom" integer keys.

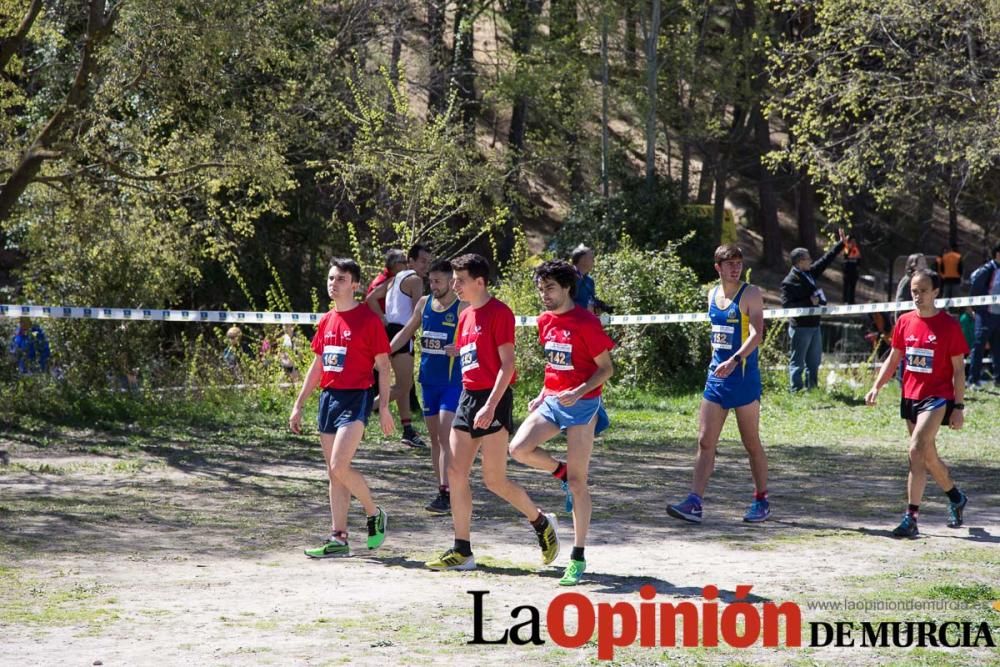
[
  {"left": 713, "top": 244, "right": 744, "bottom": 283},
  {"left": 910, "top": 268, "right": 941, "bottom": 309},
  {"left": 450, "top": 253, "right": 490, "bottom": 301},
  {"left": 534, "top": 260, "right": 577, "bottom": 311},
  {"left": 408, "top": 243, "right": 433, "bottom": 277},
  {"left": 570, "top": 245, "right": 594, "bottom": 274},
  {"left": 992, "top": 241, "right": 1000, "bottom": 261},
  {"left": 327, "top": 257, "right": 361, "bottom": 300},
  {"left": 384, "top": 249, "right": 406, "bottom": 273},
  {"left": 428, "top": 259, "right": 454, "bottom": 300},
  {"left": 904, "top": 253, "right": 928, "bottom": 276}
]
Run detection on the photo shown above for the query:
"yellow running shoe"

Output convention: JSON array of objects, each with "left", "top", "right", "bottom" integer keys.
[
  {"left": 426, "top": 548, "right": 476, "bottom": 571},
  {"left": 536, "top": 512, "right": 560, "bottom": 565}
]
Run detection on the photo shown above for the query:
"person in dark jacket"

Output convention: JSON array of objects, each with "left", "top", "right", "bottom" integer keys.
[
  {"left": 967, "top": 241, "right": 1000, "bottom": 387},
  {"left": 780, "top": 228, "right": 847, "bottom": 391}
]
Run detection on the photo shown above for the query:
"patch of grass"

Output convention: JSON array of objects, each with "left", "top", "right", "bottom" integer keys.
[{"left": 0, "top": 566, "right": 118, "bottom": 630}]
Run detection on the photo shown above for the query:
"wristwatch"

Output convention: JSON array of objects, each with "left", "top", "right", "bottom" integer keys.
[
  {"left": 953, "top": 403, "right": 965, "bottom": 410},
  {"left": 733, "top": 353, "right": 743, "bottom": 364}
]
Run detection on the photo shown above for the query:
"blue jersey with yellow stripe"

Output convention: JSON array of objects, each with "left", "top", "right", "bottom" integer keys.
[
  {"left": 419, "top": 297, "right": 462, "bottom": 386},
  {"left": 704, "top": 282, "right": 761, "bottom": 408}
]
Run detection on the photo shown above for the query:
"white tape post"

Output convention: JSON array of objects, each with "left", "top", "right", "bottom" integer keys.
[{"left": 2, "top": 295, "right": 998, "bottom": 327}]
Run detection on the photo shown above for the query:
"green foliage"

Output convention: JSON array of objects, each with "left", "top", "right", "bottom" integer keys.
[
  {"left": 552, "top": 174, "right": 718, "bottom": 280},
  {"left": 321, "top": 65, "right": 510, "bottom": 276},
  {"left": 496, "top": 231, "right": 709, "bottom": 393},
  {"left": 768, "top": 0, "right": 1000, "bottom": 221},
  {"left": 591, "top": 236, "right": 710, "bottom": 389}
]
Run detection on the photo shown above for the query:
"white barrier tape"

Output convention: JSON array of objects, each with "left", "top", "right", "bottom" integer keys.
[{"left": 3, "top": 295, "right": 999, "bottom": 327}]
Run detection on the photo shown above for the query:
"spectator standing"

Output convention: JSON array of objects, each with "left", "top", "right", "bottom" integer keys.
[
  {"left": 967, "top": 241, "right": 1000, "bottom": 388},
  {"left": 9, "top": 317, "right": 50, "bottom": 375},
  {"left": 780, "top": 229, "right": 847, "bottom": 391},
  {"left": 570, "top": 245, "right": 596, "bottom": 311},
  {"left": 936, "top": 245, "right": 964, "bottom": 300},
  {"left": 896, "top": 254, "right": 929, "bottom": 303},
  {"left": 842, "top": 236, "right": 862, "bottom": 304}
]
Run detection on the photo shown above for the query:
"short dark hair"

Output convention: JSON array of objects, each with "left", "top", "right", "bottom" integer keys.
[
  {"left": 429, "top": 258, "right": 452, "bottom": 275},
  {"left": 570, "top": 245, "right": 594, "bottom": 265},
  {"left": 714, "top": 244, "right": 744, "bottom": 264},
  {"left": 533, "top": 260, "right": 577, "bottom": 299},
  {"left": 992, "top": 241, "right": 1000, "bottom": 258},
  {"left": 451, "top": 253, "right": 490, "bottom": 282},
  {"left": 911, "top": 268, "right": 942, "bottom": 291},
  {"left": 329, "top": 257, "right": 361, "bottom": 283},
  {"left": 408, "top": 243, "right": 431, "bottom": 261}
]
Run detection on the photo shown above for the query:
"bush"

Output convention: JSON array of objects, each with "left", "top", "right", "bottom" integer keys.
[
  {"left": 495, "top": 233, "right": 710, "bottom": 395},
  {"left": 550, "top": 174, "right": 719, "bottom": 281}
]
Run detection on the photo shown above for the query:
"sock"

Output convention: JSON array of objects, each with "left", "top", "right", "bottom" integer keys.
[
  {"left": 454, "top": 539, "right": 472, "bottom": 557},
  {"left": 687, "top": 492, "right": 703, "bottom": 506},
  {"left": 907, "top": 504, "right": 920, "bottom": 518},
  {"left": 571, "top": 546, "right": 585, "bottom": 562},
  {"left": 530, "top": 512, "right": 549, "bottom": 532},
  {"left": 754, "top": 490, "right": 768, "bottom": 501},
  {"left": 402, "top": 419, "right": 412, "bottom": 431},
  {"left": 552, "top": 462, "right": 568, "bottom": 482},
  {"left": 439, "top": 485, "right": 450, "bottom": 495},
  {"left": 944, "top": 487, "right": 962, "bottom": 504},
  {"left": 332, "top": 530, "right": 348, "bottom": 543}
]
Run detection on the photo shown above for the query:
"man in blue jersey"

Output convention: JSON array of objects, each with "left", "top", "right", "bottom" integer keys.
[
  {"left": 390, "top": 259, "right": 467, "bottom": 513},
  {"left": 667, "top": 244, "right": 770, "bottom": 524}
]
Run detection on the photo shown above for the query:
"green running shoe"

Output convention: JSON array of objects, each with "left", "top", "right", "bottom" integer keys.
[
  {"left": 425, "top": 548, "right": 477, "bottom": 571},
  {"left": 536, "top": 512, "right": 561, "bottom": 565},
  {"left": 559, "top": 559, "right": 586, "bottom": 586},
  {"left": 367, "top": 507, "right": 388, "bottom": 550},
  {"left": 304, "top": 537, "right": 350, "bottom": 558}
]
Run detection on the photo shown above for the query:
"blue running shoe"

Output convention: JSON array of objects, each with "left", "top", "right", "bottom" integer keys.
[
  {"left": 562, "top": 479, "right": 574, "bottom": 513},
  {"left": 947, "top": 492, "right": 967, "bottom": 529},
  {"left": 667, "top": 495, "right": 703, "bottom": 524},
  {"left": 892, "top": 513, "right": 919, "bottom": 538},
  {"left": 743, "top": 498, "right": 770, "bottom": 523}
]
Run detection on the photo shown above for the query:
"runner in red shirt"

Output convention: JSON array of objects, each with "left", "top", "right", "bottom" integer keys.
[
  {"left": 866, "top": 268, "right": 969, "bottom": 538},
  {"left": 425, "top": 253, "right": 559, "bottom": 572},
  {"left": 509, "top": 260, "right": 614, "bottom": 586},
  {"left": 289, "top": 258, "right": 394, "bottom": 558}
]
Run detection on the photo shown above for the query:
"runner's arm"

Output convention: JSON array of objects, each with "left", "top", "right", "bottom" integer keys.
[
  {"left": 951, "top": 354, "right": 965, "bottom": 406},
  {"left": 289, "top": 355, "right": 322, "bottom": 433},
  {"left": 402, "top": 273, "right": 424, "bottom": 300},
  {"left": 563, "top": 350, "right": 613, "bottom": 403},
  {"left": 737, "top": 286, "right": 764, "bottom": 358},
  {"left": 390, "top": 296, "right": 426, "bottom": 353},
  {"left": 374, "top": 352, "right": 395, "bottom": 435},
  {"left": 365, "top": 281, "right": 389, "bottom": 319},
  {"left": 488, "top": 343, "right": 516, "bottom": 404},
  {"left": 865, "top": 348, "right": 902, "bottom": 405}
]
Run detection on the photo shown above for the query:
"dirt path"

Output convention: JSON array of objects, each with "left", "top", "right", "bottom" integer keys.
[{"left": 2, "top": 423, "right": 998, "bottom": 666}]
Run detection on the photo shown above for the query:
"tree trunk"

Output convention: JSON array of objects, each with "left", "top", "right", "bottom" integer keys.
[
  {"left": 450, "top": 0, "right": 479, "bottom": 135},
  {"left": 426, "top": 0, "right": 448, "bottom": 117},
  {"left": 600, "top": 8, "right": 610, "bottom": 201},
  {"left": 506, "top": 0, "right": 542, "bottom": 155},
  {"left": 0, "top": 0, "right": 118, "bottom": 226},
  {"left": 797, "top": 168, "right": 818, "bottom": 256},
  {"left": 624, "top": 0, "right": 638, "bottom": 71},
  {"left": 753, "top": 105, "right": 782, "bottom": 268},
  {"left": 644, "top": 0, "right": 662, "bottom": 192},
  {"left": 550, "top": 0, "right": 583, "bottom": 193}
]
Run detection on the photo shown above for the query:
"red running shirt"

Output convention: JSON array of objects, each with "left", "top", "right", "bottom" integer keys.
[
  {"left": 310, "top": 305, "right": 391, "bottom": 390},
  {"left": 891, "top": 310, "right": 969, "bottom": 400},
  {"left": 537, "top": 306, "right": 615, "bottom": 398},
  {"left": 456, "top": 297, "right": 517, "bottom": 391}
]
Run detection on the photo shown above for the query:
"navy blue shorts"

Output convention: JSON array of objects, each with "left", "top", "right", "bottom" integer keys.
[
  {"left": 421, "top": 383, "right": 462, "bottom": 417},
  {"left": 318, "top": 388, "right": 375, "bottom": 434},
  {"left": 900, "top": 396, "right": 954, "bottom": 425},
  {"left": 703, "top": 369, "right": 762, "bottom": 410}
]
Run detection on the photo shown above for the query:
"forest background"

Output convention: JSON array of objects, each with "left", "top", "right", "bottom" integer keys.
[{"left": 3, "top": 0, "right": 1000, "bottom": 390}]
